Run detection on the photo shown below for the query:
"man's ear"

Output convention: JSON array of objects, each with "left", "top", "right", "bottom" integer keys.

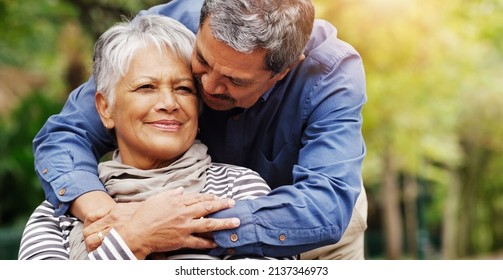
[
  {"left": 95, "top": 92, "right": 115, "bottom": 129},
  {"left": 275, "top": 54, "right": 306, "bottom": 81}
]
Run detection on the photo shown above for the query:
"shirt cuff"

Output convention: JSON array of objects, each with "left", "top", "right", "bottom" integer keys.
[
  {"left": 209, "top": 200, "right": 264, "bottom": 256},
  {"left": 46, "top": 170, "right": 105, "bottom": 216}
]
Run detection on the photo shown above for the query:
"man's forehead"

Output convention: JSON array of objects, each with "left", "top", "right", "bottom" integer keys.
[{"left": 194, "top": 24, "right": 271, "bottom": 80}]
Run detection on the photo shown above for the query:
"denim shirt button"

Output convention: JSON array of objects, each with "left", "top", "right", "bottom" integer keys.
[
  {"left": 279, "top": 234, "right": 286, "bottom": 242},
  {"left": 230, "top": 233, "right": 238, "bottom": 242}
]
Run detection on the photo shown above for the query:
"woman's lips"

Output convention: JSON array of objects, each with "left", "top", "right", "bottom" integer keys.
[{"left": 146, "top": 120, "right": 182, "bottom": 131}]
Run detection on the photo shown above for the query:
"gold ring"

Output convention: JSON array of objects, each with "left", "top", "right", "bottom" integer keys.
[{"left": 97, "top": 231, "right": 104, "bottom": 242}]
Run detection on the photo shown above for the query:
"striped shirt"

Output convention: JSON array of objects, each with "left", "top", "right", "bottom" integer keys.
[{"left": 18, "top": 163, "right": 296, "bottom": 260}]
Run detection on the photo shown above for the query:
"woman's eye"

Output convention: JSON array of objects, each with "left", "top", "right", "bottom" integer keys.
[
  {"left": 136, "top": 84, "right": 155, "bottom": 92},
  {"left": 175, "top": 86, "right": 195, "bottom": 94}
]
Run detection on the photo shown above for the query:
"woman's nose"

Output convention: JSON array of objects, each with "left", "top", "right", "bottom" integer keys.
[{"left": 155, "top": 89, "right": 179, "bottom": 112}]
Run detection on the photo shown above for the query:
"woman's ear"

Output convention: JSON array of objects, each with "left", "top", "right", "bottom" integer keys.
[{"left": 95, "top": 92, "right": 115, "bottom": 129}]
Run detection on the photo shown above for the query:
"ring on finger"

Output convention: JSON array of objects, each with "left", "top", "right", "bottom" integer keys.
[{"left": 97, "top": 231, "right": 104, "bottom": 242}]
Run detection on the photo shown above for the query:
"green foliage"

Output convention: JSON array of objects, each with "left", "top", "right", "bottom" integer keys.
[
  {"left": 0, "top": 0, "right": 168, "bottom": 226},
  {"left": 315, "top": 0, "right": 503, "bottom": 258},
  {"left": 0, "top": 92, "right": 64, "bottom": 226},
  {"left": 0, "top": 0, "right": 76, "bottom": 67},
  {"left": 61, "top": 0, "right": 173, "bottom": 39}
]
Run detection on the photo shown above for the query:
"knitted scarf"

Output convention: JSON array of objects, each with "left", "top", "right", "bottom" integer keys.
[{"left": 100, "top": 140, "right": 211, "bottom": 201}]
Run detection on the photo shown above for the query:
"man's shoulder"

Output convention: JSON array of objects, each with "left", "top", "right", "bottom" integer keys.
[{"left": 304, "top": 19, "right": 361, "bottom": 67}]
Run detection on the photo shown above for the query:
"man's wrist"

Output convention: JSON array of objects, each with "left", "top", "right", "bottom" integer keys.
[{"left": 69, "top": 190, "right": 115, "bottom": 221}]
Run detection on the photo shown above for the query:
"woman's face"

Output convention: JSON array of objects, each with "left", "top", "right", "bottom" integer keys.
[{"left": 97, "top": 44, "right": 199, "bottom": 169}]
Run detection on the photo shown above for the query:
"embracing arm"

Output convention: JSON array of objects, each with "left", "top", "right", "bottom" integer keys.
[{"left": 33, "top": 77, "right": 116, "bottom": 217}]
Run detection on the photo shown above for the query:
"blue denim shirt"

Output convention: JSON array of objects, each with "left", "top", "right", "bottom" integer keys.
[{"left": 33, "top": 0, "right": 367, "bottom": 257}]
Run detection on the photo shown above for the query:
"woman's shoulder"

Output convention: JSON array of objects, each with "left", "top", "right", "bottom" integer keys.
[
  {"left": 27, "top": 200, "right": 78, "bottom": 231},
  {"left": 28, "top": 200, "right": 57, "bottom": 219},
  {"left": 205, "top": 163, "right": 271, "bottom": 200},
  {"left": 207, "top": 162, "right": 262, "bottom": 178}
]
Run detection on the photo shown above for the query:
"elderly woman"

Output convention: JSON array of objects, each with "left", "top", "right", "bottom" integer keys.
[{"left": 18, "top": 14, "right": 294, "bottom": 260}]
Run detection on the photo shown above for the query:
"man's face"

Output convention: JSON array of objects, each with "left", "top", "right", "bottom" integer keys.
[{"left": 191, "top": 20, "right": 287, "bottom": 111}]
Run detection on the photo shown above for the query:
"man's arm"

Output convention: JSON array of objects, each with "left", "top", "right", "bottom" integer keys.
[
  {"left": 33, "top": 77, "right": 116, "bottom": 216},
  {"left": 139, "top": 0, "right": 202, "bottom": 34}
]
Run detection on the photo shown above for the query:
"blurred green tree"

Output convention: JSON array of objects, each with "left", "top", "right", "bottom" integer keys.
[{"left": 314, "top": 0, "right": 503, "bottom": 259}]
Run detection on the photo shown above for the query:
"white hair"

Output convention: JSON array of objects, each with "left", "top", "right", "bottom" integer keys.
[{"left": 92, "top": 14, "right": 195, "bottom": 105}]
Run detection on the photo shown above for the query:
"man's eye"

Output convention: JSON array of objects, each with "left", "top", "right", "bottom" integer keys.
[{"left": 230, "top": 80, "right": 247, "bottom": 87}]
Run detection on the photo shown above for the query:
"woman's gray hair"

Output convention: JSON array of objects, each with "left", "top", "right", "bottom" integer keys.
[
  {"left": 200, "top": 0, "right": 314, "bottom": 75},
  {"left": 93, "top": 15, "right": 196, "bottom": 106}
]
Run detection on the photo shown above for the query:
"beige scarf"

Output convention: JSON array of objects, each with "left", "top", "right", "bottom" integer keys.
[
  {"left": 100, "top": 140, "right": 211, "bottom": 201},
  {"left": 68, "top": 140, "right": 212, "bottom": 259}
]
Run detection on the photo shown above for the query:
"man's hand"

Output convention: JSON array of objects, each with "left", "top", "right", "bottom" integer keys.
[
  {"left": 83, "top": 187, "right": 240, "bottom": 259},
  {"left": 82, "top": 201, "right": 140, "bottom": 252}
]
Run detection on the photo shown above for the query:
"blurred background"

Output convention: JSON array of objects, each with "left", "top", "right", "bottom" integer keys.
[{"left": 0, "top": 0, "right": 502, "bottom": 260}]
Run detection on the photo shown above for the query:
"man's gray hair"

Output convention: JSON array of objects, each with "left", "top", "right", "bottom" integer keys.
[
  {"left": 200, "top": 0, "right": 314, "bottom": 74},
  {"left": 93, "top": 15, "right": 195, "bottom": 106}
]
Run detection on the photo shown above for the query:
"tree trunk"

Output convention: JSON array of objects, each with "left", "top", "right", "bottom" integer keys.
[
  {"left": 441, "top": 167, "right": 460, "bottom": 259},
  {"left": 456, "top": 144, "right": 490, "bottom": 257},
  {"left": 381, "top": 152, "right": 403, "bottom": 259},
  {"left": 403, "top": 174, "right": 418, "bottom": 258}
]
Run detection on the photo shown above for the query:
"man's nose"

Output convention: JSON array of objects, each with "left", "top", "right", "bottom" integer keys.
[{"left": 200, "top": 72, "right": 226, "bottom": 94}]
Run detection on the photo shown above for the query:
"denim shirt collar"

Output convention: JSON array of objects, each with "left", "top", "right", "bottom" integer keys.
[{"left": 260, "top": 84, "right": 276, "bottom": 103}]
